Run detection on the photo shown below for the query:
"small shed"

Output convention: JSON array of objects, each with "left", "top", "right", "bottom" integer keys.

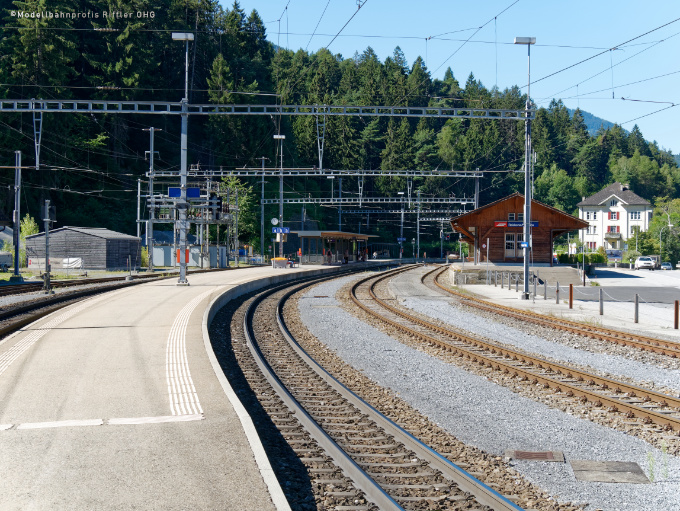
[
  {"left": 450, "top": 193, "right": 588, "bottom": 265},
  {"left": 25, "top": 226, "right": 141, "bottom": 270}
]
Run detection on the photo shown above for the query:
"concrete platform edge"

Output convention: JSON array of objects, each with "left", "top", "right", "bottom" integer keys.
[{"left": 202, "top": 267, "right": 342, "bottom": 511}]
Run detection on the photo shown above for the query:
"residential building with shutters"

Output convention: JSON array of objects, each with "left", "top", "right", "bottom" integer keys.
[{"left": 577, "top": 182, "right": 652, "bottom": 251}]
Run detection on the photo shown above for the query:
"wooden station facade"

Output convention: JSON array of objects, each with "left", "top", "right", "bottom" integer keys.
[{"left": 450, "top": 193, "right": 588, "bottom": 265}]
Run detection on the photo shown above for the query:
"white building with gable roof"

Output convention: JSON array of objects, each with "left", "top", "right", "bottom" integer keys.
[{"left": 577, "top": 182, "right": 652, "bottom": 251}]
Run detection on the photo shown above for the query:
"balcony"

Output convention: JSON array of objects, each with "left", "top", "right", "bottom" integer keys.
[{"left": 604, "top": 231, "right": 621, "bottom": 239}]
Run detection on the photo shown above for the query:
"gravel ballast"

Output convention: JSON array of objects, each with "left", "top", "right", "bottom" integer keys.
[
  {"left": 298, "top": 272, "right": 680, "bottom": 511},
  {"left": 399, "top": 294, "right": 680, "bottom": 394}
]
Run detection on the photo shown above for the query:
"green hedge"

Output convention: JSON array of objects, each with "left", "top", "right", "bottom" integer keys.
[{"left": 557, "top": 253, "right": 607, "bottom": 264}]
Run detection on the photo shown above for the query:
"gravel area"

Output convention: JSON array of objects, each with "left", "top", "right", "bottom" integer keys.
[
  {"left": 399, "top": 296, "right": 680, "bottom": 395},
  {"left": 298, "top": 273, "right": 680, "bottom": 511}
]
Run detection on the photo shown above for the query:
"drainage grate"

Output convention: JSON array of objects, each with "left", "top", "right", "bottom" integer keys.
[{"left": 505, "top": 450, "right": 565, "bottom": 462}]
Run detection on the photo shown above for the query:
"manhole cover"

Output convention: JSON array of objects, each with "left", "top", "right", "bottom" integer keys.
[
  {"left": 505, "top": 450, "right": 565, "bottom": 462},
  {"left": 570, "top": 460, "right": 650, "bottom": 484}
]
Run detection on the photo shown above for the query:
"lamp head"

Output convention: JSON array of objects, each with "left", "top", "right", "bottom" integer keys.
[{"left": 172, "top": 32, "right": 194, "bottom": 41}]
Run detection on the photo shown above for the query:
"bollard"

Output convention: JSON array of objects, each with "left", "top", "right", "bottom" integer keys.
[
  {"left": 556, "top": 282, "right": 560, "bottom": 304},
  {"left": 495, "top": 271, "right": 497, "bottom": 287},
  {"left": 675, "top": 300, "right": 679, "bottom": 330},
  {"left": 569, "top": 284, "right": 573, "bottom": 309},
  {"left": 544, "top": 281, "right": 547, "bottom": 300},
  {"left": 463, "top": 274, "right": 466, "bottom": 286},
  {"left": 599, "top": 288, "right": 603, "bottom": 316},
  {"left": 501, "top": 272, "right": 504, "bottom": 289},
  {"left": 509, "top": 274, "right": 512, "bottom": 292},
  {"left": 533, "top": 276, "right": 537, "bottom": 298},
  {"left": 516, "top": 276, "right": 519, "bottom": 292},
  {"left": 634, "top": 293, "right": 639, "bottom": 323}
]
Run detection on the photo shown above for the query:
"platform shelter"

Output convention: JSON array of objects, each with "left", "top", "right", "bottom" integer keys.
[
  {"left": 450, "top": 193, "right": 588, "bottom": 265},
  {"left": 292, "top": 230, "right": 376, "bottom": 264}
]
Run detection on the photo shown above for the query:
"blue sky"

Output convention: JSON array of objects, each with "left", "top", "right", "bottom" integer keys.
[{"left": 231, "top": 0, "right": 679, "bottom": 154}]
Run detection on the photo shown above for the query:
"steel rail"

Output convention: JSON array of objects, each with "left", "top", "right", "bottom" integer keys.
[
  {"left": 243, "top": 277, "right": 404, "bottom": 511},
  {"left": 350, "top": 268, "right": 680, "bottom": 433},
  {"left": 430, "top": 267, "right": 680, "bottom": 358},
  {"left": 275, "top": 273, "right": 524, "bottom": 511}
]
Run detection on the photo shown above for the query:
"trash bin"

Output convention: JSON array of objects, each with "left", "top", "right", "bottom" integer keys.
[{"left": 272, "top": 257, "right": 287, "bottom": 269}]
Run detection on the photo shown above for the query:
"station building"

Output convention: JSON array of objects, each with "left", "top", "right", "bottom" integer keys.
[{"left": 450, "top": 193, "right": 588, "bottom": 265}]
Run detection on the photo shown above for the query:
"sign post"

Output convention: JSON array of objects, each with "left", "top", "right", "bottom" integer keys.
[{"left": 485, "top": 238, "right": 489, "bottom": 284}]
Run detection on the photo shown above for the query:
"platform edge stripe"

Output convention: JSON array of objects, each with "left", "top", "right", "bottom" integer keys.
[{"left": 202, "top": 281, "right": 293, "bottom": 511}]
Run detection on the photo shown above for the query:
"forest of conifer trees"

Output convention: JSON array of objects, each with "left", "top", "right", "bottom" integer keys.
[{"left": 1, "top": 1, "right": 678, "bottom": 260}]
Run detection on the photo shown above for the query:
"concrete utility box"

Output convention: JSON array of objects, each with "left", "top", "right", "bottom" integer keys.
[{"left": 152, "top": 245, "right": 227, "bottom": 268}]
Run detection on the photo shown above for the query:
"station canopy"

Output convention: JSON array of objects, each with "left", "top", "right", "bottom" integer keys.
[{"left": 291, "top": 230, "right": 376, "bottom": 242}]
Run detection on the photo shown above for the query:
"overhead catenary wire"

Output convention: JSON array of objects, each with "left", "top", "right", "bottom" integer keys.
[
  {"left": 538, "top": 29, "right": 680, "bottom": 102},
  {"left": 528, "top": 16, "right": 680, "bottom": 88},
  {"left": 325, "top": 0, "right": 369, "bottom": 50},
  {"left": 306, "top": 0, "right": 332, "bottom": 51}
]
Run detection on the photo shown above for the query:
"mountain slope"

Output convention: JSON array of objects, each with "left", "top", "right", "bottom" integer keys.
[{"left": 567, "top": 108, "right": 618, "bottom": 136}]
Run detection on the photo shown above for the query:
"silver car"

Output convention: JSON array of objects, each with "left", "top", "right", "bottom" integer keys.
[
  {"left": 635, "top": 256, "right": 655, "bottom": 270},
  {"left": 661, "top": 262, "right": 672, "bottom": 270}
]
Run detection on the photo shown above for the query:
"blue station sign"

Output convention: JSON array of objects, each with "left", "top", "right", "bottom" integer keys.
[
  {"left": 272, "top": 227, "right": 290, "bottom": 234},
  {"left": 168, "top": 187, "right": 201, "bottom": 198}
]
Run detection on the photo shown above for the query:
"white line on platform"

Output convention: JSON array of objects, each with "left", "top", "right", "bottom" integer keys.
[
  {"left": 17, "top": 418, "right": 104, "bottom": 429},
  {"left": 8, "top": 414, "right": 205, "bottom": 431},
  {"left": 166, "top": 289, "right": 220, "bottom": 416},
  {"left": 108, "top": 414, "right": 204, "bottom": 425}
]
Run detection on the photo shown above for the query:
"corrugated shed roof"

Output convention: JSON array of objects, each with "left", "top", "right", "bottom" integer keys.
[
  {"left": 577, "top": 182, "right": 650, "bottom": 206},
  {"left": 26, "top": 226, "right": 140, "bottom": 240}
]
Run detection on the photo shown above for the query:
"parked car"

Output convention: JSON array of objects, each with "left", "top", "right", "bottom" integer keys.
[
  {"left": 634, "top": 256, "right": 655, "bottom": 270},
  {"left": 661, "top": 262, "right": 673, "bottom": 270}
]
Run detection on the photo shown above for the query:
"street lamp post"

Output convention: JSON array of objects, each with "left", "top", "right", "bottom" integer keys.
[
  {"left": 172, "top": 32, "right": 194, "bottom": 285},
  {"left": 661, "top": 223, "right": 672, "bottom": 262},
  {"left": 515, "top": 36, "right": 535, "bottom": 300},
  {"left": 398, "top": 191, "right": 404, "bottom": 260},
  {"left": 274, "top": 134, "right": 285, "bottom": 259},
  {"left": 416, "top": 190, "right": 421, "bottom": 263}
]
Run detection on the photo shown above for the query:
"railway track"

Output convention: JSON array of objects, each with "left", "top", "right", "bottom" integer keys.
[
  {"left": 232, "top": 272, "right": 524, "bottom": 511},
  {"left": 350, "top": 266, "right": 680, "bottom": 436},
  {"left": 428, "top": 267, "right": 680, "bottom": 359}
]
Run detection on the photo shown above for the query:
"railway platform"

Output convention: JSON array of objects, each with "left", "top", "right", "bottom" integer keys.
[
  {"left": 0, "top": 263, "right": 373, "bottom": 510},
  {"left": 448, "top": 264, "right": 680, "bottom": 340}
]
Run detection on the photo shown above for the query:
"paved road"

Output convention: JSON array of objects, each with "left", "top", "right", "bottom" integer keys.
[
  {"left": 584, "top": 267, "right": 680, "bottom": 303},
  {"left": 0, "top": 266, "right": 332, "bottom": 510}
]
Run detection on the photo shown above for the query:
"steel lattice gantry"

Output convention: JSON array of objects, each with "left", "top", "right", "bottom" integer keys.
[
  {"left": 259, "top": 197, "right": 475, "bottom": 205},
  {"left": 0, "top": 99, "right": 533, "bottom": 120}
]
